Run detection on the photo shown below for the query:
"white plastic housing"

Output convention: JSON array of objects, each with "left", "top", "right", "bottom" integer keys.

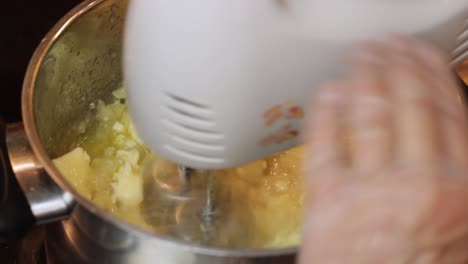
[{"left": 124, "top": 0, "right": 468, "bottom": 169}]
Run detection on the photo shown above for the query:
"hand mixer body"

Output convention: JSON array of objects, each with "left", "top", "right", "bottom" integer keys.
[{"left": 124, "top": 0, "right": 468, "bottom": 169}]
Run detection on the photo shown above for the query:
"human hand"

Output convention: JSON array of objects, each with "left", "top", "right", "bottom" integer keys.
[{"left": 300, "top": 36, "right": 468, "bottom": 264}]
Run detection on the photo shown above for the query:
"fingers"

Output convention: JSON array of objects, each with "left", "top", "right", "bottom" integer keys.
[
  {"left": 386, "top": 36, "right": 468, "bottom": 166},
  {"left": 389, "top": 35, "right": 465, "bottom": 115},
  {"left": 347, "top": 36, "right": 468, "bottom": 169},
  {"left": 307, "top": 35, "right": 468, "bottom": 174},
  {"left": 305, "top": 81, "right": 349, "bottom": 196},
  {"left": 348, "top": 38, "right": 442, "bottom": 168},
  {"left": 301, "top": 36, "right": 468, "bottom": 264},
  {"left": 384, "top": 37, "right": 443, "bottom": 164},
  {"left": 307, "top": 81, "right": 348, "bottom": 172},
  {"left": 400, "top": 37, "right": 468, "bottom": 166},
  {"left": 349, "top": 43, "right": 393, "bottom": 172}
]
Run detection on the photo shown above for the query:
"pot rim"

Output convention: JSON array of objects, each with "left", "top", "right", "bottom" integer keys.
[{"left": 21, "top": 0, "right": 298, "bottom": 257}]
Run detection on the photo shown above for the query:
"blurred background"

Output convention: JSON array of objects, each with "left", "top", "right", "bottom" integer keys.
[{"left": 0, "top": 0, "right": 82, "bottom": 123}]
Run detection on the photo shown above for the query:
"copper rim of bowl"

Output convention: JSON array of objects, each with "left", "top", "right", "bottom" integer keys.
[{"left": 21, "top": 0, "right": 298, "bottom": 257}]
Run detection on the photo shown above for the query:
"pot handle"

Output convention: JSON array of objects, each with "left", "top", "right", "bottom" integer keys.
[{"left": 0, "top": 116, "right": 35, "bottom": 242}]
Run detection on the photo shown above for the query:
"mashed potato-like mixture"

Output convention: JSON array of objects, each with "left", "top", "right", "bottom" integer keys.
[{"left": 53, "top": 87, "right": 304, "bottom": 248}]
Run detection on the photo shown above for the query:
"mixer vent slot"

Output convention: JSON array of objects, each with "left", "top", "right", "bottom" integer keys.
[
  {"left": 163, "top": 145, "right": 224, "bottom": 165},
  {"left": 169, "top": 135, "right": 224, "bottom": 152},
  {"left": 162, "top": 119, "right": 224, "bottom": 142},
  {"left": 165, "top": 92, "right": 211, "bottom": 110},
  {"left": 452, "top": 23, "right": 468, "bottom": 65},
  {"left": 165, "top": 104, "right": 212, "bottom": 122},
  {"left": 162, "top": 91, "right": 219, "bottom": 134},
  {"left": 161, "top": 91, "right": 225, "bottom": 162}
]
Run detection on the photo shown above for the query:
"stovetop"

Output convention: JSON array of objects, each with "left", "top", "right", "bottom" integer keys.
[{"left": 1, "top": 228, "right": 47, "bottom": 264}]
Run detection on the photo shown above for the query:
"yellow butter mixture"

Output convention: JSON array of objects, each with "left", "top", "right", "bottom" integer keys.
[{"left": 53, "top": 87, "right": 304, "bottom": 248}]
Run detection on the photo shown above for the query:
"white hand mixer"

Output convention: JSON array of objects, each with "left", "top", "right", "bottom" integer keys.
[{"left": 124, "top": 0, "right": 468, "bottom": 170}]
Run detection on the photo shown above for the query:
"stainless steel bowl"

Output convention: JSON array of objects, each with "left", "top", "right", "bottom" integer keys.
[{"left": 2, "top": 0, "right": 297, "bottom": 263}]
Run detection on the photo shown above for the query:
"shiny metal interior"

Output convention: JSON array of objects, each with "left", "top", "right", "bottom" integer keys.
[
  {"left": 20, "top": 0, "right": 297, "bottom": 262},
  {"left": 33, "top": 0, "right": 126, "bottom": 158}
]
